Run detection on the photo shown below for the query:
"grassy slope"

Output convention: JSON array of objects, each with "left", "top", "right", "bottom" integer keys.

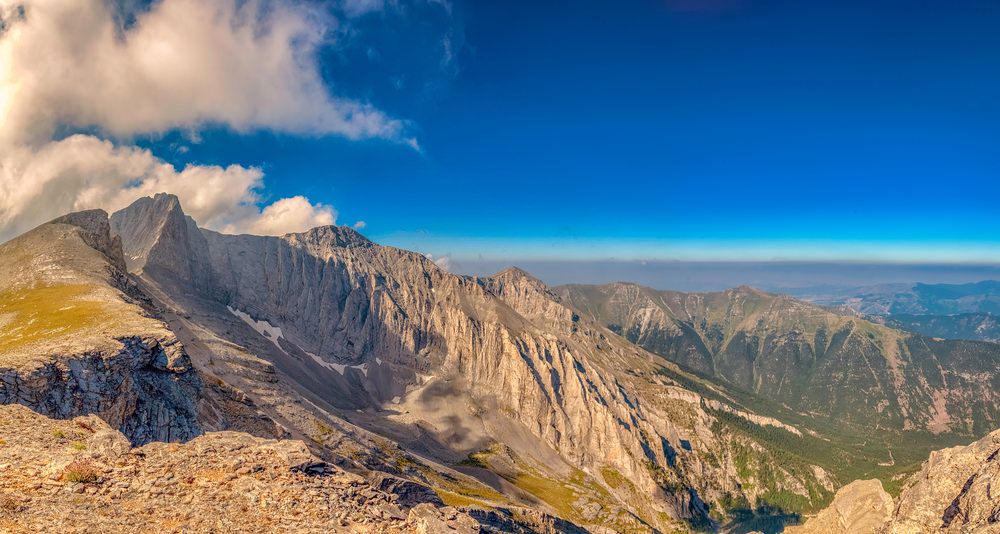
[{"left": 0, "top": 223, "right": 161, "bottom": 364}]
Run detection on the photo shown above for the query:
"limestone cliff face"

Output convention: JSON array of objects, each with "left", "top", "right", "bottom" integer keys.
[
  {"left": 0, "top": 210, "right": 203, "bottom": 444},
  {"left": 0, "top": 335, "right": 199, "bottom": 445},
  {"left": 106, "top": 194, "right": 838, "bottom": 530}
]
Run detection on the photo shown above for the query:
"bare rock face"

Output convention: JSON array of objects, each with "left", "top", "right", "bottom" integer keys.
[
  {"left": 108, "top": 192, "right": 212, "bottom": 286},
  {"left": 103, "top": 194, "right": 840, "bottom": 531},
  {"left": 0, "top": 211, "right": 203, "bottom": 445},
  {"left": 49, "top": 209, "right": 127, "bottom": 273},
  {"left": 880, "top": 428, "right": 1000, "bottom": 533},
  {"left": 0, "top": 335, "right": 200, "bottom": 445},
  {"left": 786, "top": 479, "right": 893, "bottom": 534}
]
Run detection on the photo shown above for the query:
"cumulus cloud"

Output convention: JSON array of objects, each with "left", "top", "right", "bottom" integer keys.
[
  {"left": 0, "top": 0, "right": 414, "bottom": 241},
  {"left": 352, "top": 221, "right": 367, "bottom": 230},
  {"left": 0, "top": 0, "right": 411, "bottom": 145},
  {"left": 0, "top": 135, "right": 336, "bottom": 241}
]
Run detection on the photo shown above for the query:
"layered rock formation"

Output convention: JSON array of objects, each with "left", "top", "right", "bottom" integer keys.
[
  {"left": 0, "top": 210, "right": 201, "bottom": 444},
  {"left": 102, "top": 193, "right": 838, "bottom": 531}
]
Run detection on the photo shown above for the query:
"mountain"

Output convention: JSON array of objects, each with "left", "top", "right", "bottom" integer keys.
[
  {"left": 0, "top": 209, "right": 204, "bottom": 444},
  {"left": 556, "top": 282, "right": 1000, "bottom": 475},
  {"left": 869, "top": 312, "right": 1000, "bottom": 343},
  {"left": 16, "top": 194, "right": 1000, "bottom": 531},
  {"left": 0, "top": 193, "right": 876, "bottom": 531},
  {"left": 784, "top": 281, "right": 1000, "bottom": 342},
  {"left": 107, "top": 194, "right": 853, "bottom": 531},
  {"left": 787, "top": 280, "right": 1000, "bottom": 316}
]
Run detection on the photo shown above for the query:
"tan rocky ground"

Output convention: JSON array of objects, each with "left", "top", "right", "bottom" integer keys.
[
  {"left": 785, "top": 479, "right": 893, "bottom": 534},
  {"left": 0, "top": 404, "right": 483, "bottom": 533}
]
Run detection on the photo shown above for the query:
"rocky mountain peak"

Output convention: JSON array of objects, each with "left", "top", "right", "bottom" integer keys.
[
  {"left": 284, "top": 224, "right": 373, "bottom": 257},
  {"left": 49, "top": 209, "right": 126, "bottom": 272},
  {"left": 487, "top": 266, "right": 553, "bottom": 294},
  {"left": 110, "top": 193, "right": 211, "bottom": 285},
  {"left": 727, "top": 285, "right": 767, "bottom": 297}
]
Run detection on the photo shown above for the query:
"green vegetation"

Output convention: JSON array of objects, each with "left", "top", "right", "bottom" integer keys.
[
  {"left": 50, "top": 430, "right": 65, "bottom": 439},
  {"left": 0, "top": 284, "right": 108, "bottom": 353},
  {"left": 314, "top": 419, "right": 334, "bottom": 435},
  {"left": 457, "top": 453, "right": 488, "bottom": 469},
  {"left": 71, "top": 441, "right": 87, "bottom": 450},
  {"left": 759, "top": 490, "right": 810, "bottom": 513},
  {"left": 600, "top": 467, "right": 630, "bottom": 491},
  {"left": 63, "top": 459, "right": 99, "bottom": 483}
]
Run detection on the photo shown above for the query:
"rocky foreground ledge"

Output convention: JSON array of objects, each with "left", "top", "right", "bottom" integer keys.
[
  {"left": 0, "top": 404, "right": 487, "bottom": 533},
  {"left": 787, "top": 426, "right": 1000, "bottom": 534}
]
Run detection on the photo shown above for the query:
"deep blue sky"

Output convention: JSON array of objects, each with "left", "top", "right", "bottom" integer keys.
[{"left": 144, "top": 0, "right": 1000, "bottom": 265}]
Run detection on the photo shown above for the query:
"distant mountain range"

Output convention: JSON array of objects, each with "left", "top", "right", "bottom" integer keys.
[
  {"left": 558, "top": 282, "right": 1000, "bottom": 438},
  {"left": 789, "top": 280, "right": 1000, "bottom": 315},
  {"left": 786, "top": 281, "right": 1000, "bottom": 342},
  {"left": 3, "top": 193, "right": 1000, "bottom": 533}
]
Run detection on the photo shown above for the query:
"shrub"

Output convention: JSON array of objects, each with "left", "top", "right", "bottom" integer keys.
[{"left": 63, "top": 459, "right": 99, "bottom": 483}]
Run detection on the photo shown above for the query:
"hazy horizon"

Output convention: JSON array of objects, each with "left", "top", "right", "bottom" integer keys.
[{"left": 446, "top": 258, "right": 1000, "bottom": 293}]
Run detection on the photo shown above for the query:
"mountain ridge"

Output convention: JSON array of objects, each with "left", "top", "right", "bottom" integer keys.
[{"left": 6, "top": 193, "right": 1000, "bottom": 532}]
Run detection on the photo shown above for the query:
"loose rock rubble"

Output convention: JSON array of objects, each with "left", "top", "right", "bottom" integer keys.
[{"left": 0, "top": 404, "right": 484, "bottom": 533}]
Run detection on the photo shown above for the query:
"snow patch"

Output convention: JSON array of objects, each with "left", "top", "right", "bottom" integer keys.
[
  {"left": 227, "top": 306, "right": 286, "bottom": 354},
  {"left": 304, "top": 351, "right": 368, "bottom": 377}
]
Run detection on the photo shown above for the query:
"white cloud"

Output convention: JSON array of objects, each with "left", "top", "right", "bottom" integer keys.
[
  {"left": 342, "top": 0, "right": 386, "bottom": 18},
  {"left": 353, "top": 221, "right": 367, "bottom": 230},
  {"left": 434, "top": 254, "right": 452, "bottom": 271},
  {"left": 0, "top": 0, "right": 411, "bottom": 146},
  {"left": 0, "top": 0, "right": 425, "bottom": 240},
  {"left": 241, "top": 196, "right": 335, "bottom": 236},
  {"left": 0, "top": 135, "right": 336, "bottom": 241}
]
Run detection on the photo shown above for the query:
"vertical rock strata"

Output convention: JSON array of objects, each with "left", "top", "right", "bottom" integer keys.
[{"left": 107, "top": 194, "right": 824, "bottom": 528}]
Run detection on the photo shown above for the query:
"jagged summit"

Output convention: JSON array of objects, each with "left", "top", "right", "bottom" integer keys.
[
  {"left": 109, "top": 193, "right": 206, "bottom": 279},
  {"left": 48, "top": 208, "right": 126, "bottom": 272},
  {"left": 285, "top": 224, "right": 373, "bottom": 254}
]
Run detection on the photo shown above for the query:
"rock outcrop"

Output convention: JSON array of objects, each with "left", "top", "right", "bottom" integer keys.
[
  {"left": 0, "top": 404, "right": 489, "bottom": 533},
  {"left": 786, "top": 479, "right": 893, "bottom": 534},
  {"left": 787, "top": 427, "right": 1000, "bottom": 534},
  {"left": 880, "top": 427, "right": 1000, "bottom": 533},
  {"left": 0, "top": 210, "right": 203, "bottom": 444}
]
